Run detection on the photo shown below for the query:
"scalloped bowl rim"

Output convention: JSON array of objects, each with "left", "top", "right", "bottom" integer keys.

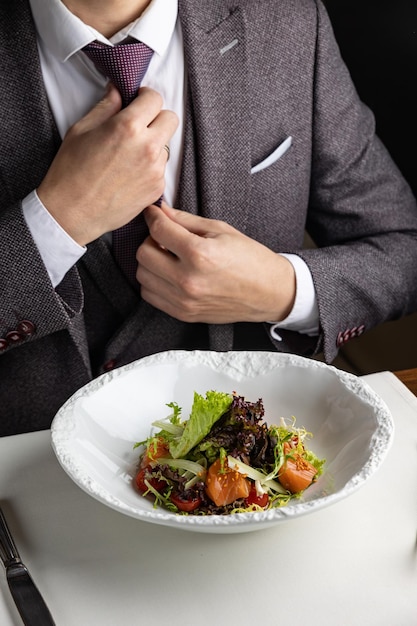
[{"left": 51, "top": 350, "right": 394, "bottom": 533}]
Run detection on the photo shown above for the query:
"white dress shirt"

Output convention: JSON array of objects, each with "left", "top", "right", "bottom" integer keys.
[{"left": 23, "top": 0, "right": 319, "bottom": 336}]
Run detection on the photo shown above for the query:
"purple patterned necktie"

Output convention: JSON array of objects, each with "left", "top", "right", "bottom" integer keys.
[{"left": 83, "top": 40, "right": 155, "bottom": 286}]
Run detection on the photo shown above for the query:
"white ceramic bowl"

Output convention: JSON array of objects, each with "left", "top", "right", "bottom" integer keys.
[{"left": 51, "top": 350, "right": 394, "bottom": 534}]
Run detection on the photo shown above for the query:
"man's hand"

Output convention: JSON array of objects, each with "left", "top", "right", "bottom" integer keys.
[
  {"left": 37, "top": 85, "right": 178, "bottom": 246},
  {"left": 136, "top": 203, "right": 297, "bottom": 324}
]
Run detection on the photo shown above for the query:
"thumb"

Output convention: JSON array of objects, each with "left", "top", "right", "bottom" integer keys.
[
  {"left": 158, "top": 202, "right": 213, "bottom": 236},
  {"left": 72, "top": 83, "right": 122, "bottom": 135}
]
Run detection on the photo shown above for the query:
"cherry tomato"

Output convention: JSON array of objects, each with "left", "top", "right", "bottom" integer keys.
[
  {"left": 170, "top": 492, "right": 202, "bottom": 512},
  {"left": 135, "top": 466, "right": 166, "bottom": 494},
  {"left": 140, "top": 438, "right": 169, "bottom": 468},
  {"left": 245, "top": 485, "right": 269, "bottom": 508}
]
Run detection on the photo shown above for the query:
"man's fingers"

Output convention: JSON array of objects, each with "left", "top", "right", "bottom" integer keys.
[
  {"left": 123, "top": 86, "right": 164, "bottom": 125},
  {"left": 69, "top": 85, "right": 178, "bottom": 140},
  {"left": 147, "top": 106, "right": 179, "bottom": 138},
  {"left": 156, "top": 203, "right": 220, "bottom": 237},
  {"left": 70, "top": 83, "right": 122, "bottom": 134},
  {"left": 143, "top": 204, "right": 199, "bottom": 257},
  {"left": 124, "top": 87, "right": 179, "bottom": 139}
]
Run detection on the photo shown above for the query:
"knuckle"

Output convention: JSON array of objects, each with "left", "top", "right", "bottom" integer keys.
[
  {"left": 187, "top": 240, "right": 213, "bottom": 270},
  {"left": 176, "top": 300, "right": 198, "bottom": 322},
  {"left": 147, "top": 211, "right": 164, "bottom": 238},
  {"left": 135, "top": 245, "right": 145, "bottom": 265},
  {"left": 117, "top": 116, "right": 139, "bottom": 141},
  {"left": 179, "top": 273, "right": 203, "bottom": 300},
  {"left": 165, "top": 109, "right": 179, "bottom": 130},
  {"left": 144, "top": 139, "right": 162, "bottom": 164},
  {"left": 141, "top": 86, "right": 163, "bottom": 105},
  {"left": 152, "top": 90, "right": 164, "bottom": 110},
  {"left": 140, "top": 88, "right": 164, "bottom": 115}
]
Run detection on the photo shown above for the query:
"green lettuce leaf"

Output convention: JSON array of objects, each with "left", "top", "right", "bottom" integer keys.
[{"left": 169, "top": 391, "right": 232, "bottom": 459}]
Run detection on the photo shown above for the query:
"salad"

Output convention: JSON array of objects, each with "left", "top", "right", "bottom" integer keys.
[{"left": 134, "top": 390, "right": 325, "bottom": 515}]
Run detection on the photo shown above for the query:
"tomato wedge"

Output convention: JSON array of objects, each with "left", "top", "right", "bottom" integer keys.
[
  {"left": 205, "top": 458, "right": 250, "bottom": 507},
  {"left": 135, "top": 466, "right": 166, "bottom": 494},
  {"left": 245, "top": 485, "right": 269, "bottom": 508},
  {"left": 170, "top": 492, "right": 202, "bottom": 512}
]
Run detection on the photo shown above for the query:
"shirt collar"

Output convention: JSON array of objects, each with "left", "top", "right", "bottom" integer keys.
[{"left": 29, "top": 0, "right": 178, "bottom": 61}]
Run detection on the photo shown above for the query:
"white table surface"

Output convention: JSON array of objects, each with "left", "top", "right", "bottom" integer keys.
[{"left": 1, "top": 371, "right": 416, "bottom": 626}]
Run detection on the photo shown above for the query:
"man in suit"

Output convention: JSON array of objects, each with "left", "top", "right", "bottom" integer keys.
[{"left": 1, "top": 0, "right": 417, "bottom": 436}]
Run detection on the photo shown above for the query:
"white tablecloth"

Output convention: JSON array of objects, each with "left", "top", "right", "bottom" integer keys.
[{"left": 1, "top": 371, "right": 416, "bottom": 626}]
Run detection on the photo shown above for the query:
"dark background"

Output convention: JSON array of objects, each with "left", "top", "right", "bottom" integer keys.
[
  {"left": 319, "top": 2, "right": 417, "bottom": 373},
  {"left": 323, "top": 0, "right": 417, "bottom": 196}
]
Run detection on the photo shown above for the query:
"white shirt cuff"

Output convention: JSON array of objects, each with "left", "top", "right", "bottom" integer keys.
[
  {"left": 22, "top": 190, "right": 86, "bottom": 287},
  {"left": 269, "top": 253, "right": 319, "bottom": 341}
]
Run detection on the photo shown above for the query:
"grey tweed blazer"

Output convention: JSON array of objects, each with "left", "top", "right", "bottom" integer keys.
[{"left": 1, "top": 0, "right": 417, "bottom": 435}]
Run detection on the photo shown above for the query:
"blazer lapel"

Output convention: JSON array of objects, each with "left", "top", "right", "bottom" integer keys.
[
  {"left": 178, "top": 1, "right": 251, "bottom": 231},
  {"left": 176, "top": 1, "right": 251, "bottom": 350}
]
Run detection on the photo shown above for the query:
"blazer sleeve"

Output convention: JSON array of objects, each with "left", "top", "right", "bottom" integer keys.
[
  {"left": 0, "top": 198, "right": 84, "bottom": 354},
  {"left": 297, "top": 0, "right": 417, "bottom": 362}
]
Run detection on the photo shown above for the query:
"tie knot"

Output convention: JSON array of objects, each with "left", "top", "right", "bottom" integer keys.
[{"left": 83, "top": 40, "right": 154, "bottom": 106}]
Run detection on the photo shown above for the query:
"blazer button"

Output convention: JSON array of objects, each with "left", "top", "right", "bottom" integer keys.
[
  {"left": 103, "top": 359, "right": 117, "bottom": 372},
  {"left": 17, "top": 320, "right": 36, "bottom": 336},
  {"left": 0, "top": 338, "right": 8, "bottom": 351},
  {"left": 5, "top": 330, "right": 24, "bottom": 344}
]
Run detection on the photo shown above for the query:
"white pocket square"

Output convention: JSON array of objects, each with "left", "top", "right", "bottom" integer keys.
[{"left": 250, "top": 136, "right": 292, "bottom": 174}]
